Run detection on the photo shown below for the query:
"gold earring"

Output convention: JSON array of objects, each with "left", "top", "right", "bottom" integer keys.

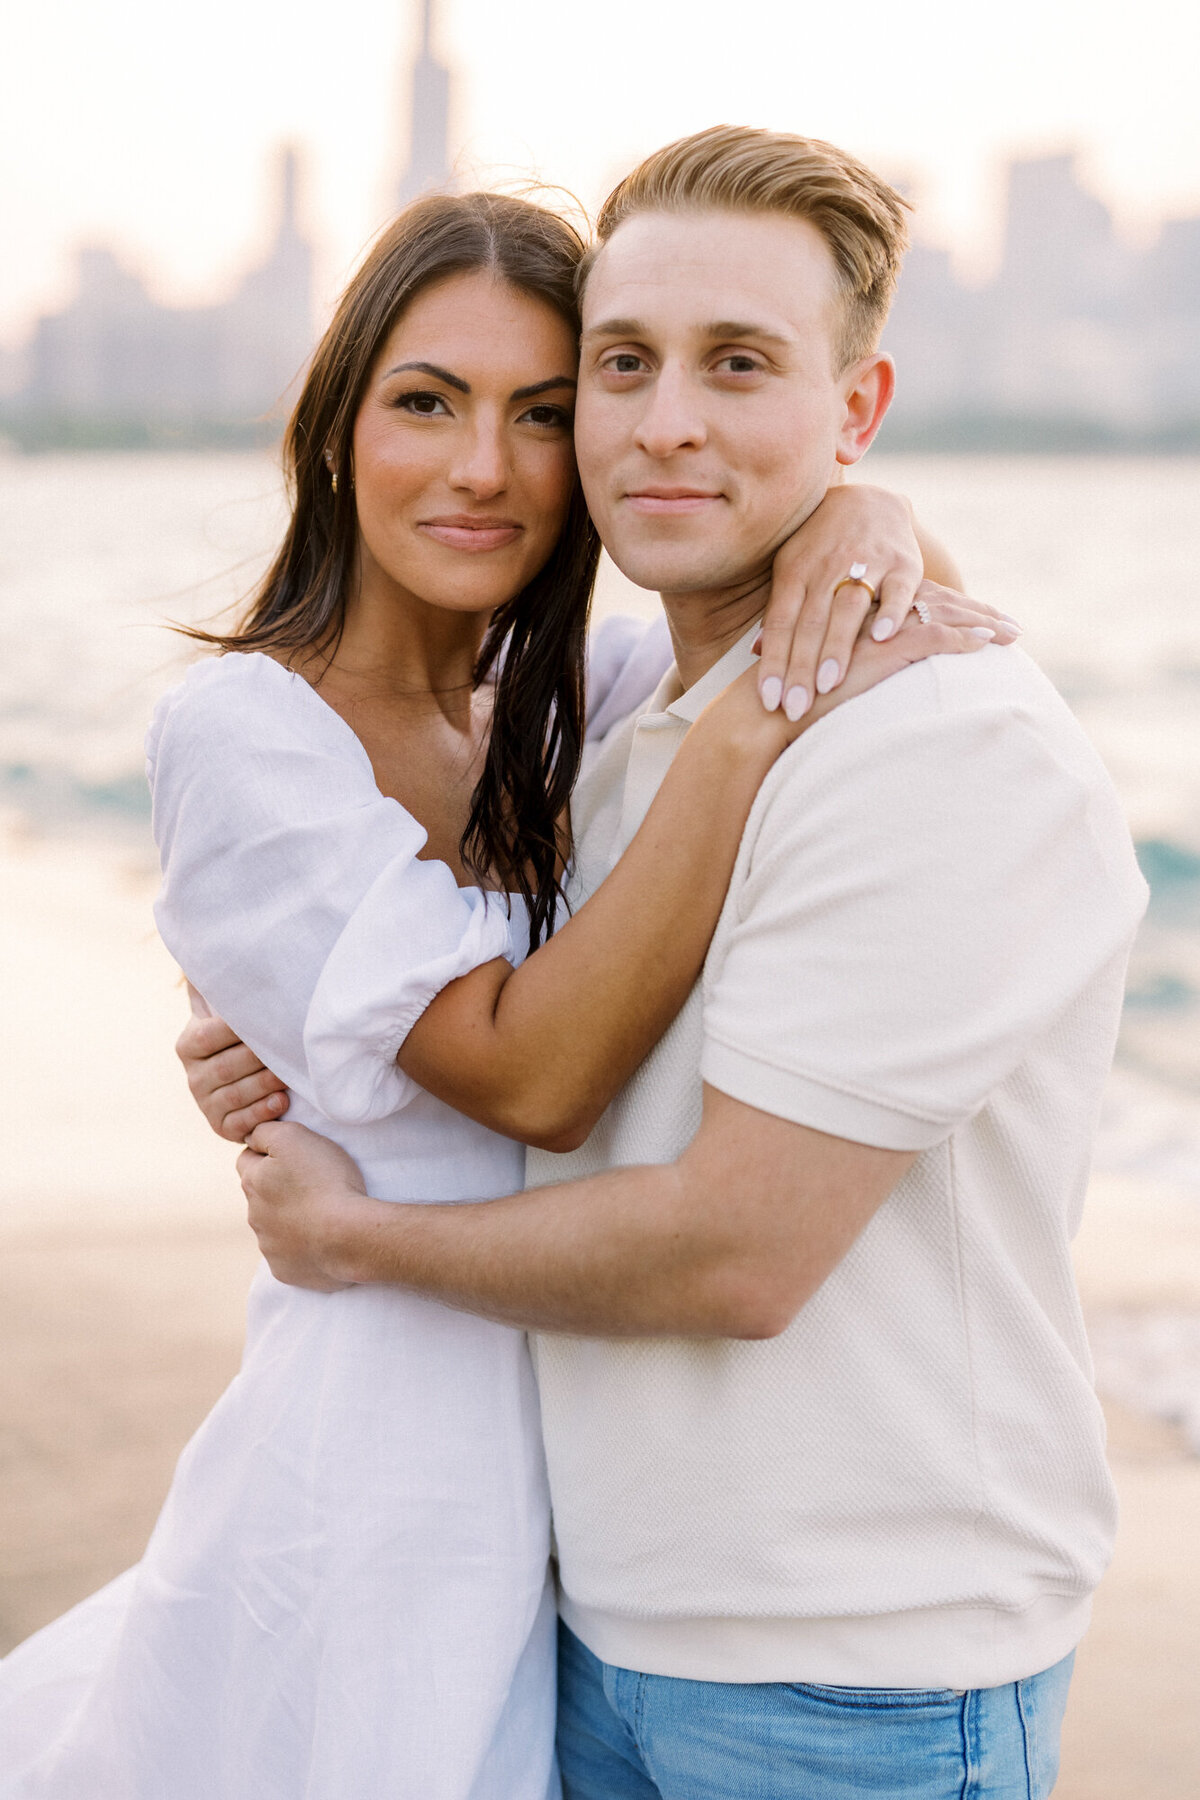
[{"left": 330, "top": 470, "right": 338, "bottom": 495}]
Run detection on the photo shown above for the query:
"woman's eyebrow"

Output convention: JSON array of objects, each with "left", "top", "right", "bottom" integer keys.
[
  {"left": 383, "top": 360, "right": 470, "bottom": 392},
  {"left": 510, "top": 375, "right": 578, "bottom": 402}
]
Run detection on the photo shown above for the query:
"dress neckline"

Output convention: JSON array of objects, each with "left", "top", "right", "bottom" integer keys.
[{"left": 228, "top": 651, "right": 529, "bottom": 914}]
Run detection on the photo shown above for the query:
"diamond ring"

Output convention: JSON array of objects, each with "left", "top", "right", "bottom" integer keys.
[{"left": 832, "top": 561, "right": 877, "bottom": 604}]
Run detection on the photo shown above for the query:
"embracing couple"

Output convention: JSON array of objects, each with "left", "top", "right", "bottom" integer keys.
[{"left": 0, "top": 126, "right": 1146, "bottom": 1799}]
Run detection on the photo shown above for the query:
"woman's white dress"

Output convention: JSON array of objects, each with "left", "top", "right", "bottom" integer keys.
[{"left": 0, "top": 620, "right": 670, "bottom": 1800}]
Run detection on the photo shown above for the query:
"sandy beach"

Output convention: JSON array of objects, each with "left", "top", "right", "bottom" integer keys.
[{"left": 2, "top": 832, "right": 1198, "bottom": 1795}]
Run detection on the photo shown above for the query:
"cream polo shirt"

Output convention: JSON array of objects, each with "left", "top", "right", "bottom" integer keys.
[{"left": 529, "top": 627, "right": 1148, "bottom": 1691}]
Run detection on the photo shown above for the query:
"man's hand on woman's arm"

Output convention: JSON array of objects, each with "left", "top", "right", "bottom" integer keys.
[
  {"left": 177, "top": 1013, "right": 289, "bottom": 1142},
  {"left": 236, "top": 1087, "right": 914, "bottom": 1336}
]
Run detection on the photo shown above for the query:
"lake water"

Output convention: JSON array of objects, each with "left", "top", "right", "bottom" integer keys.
[{"left": 2, "top": 448, "right": 1198, "bottom": 1189}]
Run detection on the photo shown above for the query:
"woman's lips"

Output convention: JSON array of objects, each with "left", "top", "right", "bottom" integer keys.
[
  {"left": 418, "top": 517, "right": 523, "bottom": 552},
  {"left": 623, "top": 491, "right": 722, "bottom": 517}
]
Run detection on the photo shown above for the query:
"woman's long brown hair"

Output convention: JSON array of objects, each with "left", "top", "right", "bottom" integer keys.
[{"left": 188, "top": 191, "right": 599, "bottom": 951}]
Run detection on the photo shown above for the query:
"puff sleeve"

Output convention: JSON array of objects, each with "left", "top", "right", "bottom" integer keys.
[{"left": 146, "top": 655, "right": 514, "bottom": 1124}]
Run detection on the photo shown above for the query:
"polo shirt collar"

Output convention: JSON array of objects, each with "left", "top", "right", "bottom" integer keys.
[{"left": 647, "top": 621, "right": 763, "bottom": 726}]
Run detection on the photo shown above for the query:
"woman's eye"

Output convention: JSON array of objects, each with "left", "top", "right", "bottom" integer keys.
[
  {"left": 395, "top": 390, "right": 449, "bottom": 416},
  {"left": 519, "top": 403, "right": 572, "bottom": 428}
]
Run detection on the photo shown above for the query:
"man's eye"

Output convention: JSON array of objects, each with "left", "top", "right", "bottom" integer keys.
[
  {"left": 605, "top": 353, "right": 645, "bottom": 375},
  {"left": 395, "top": 390, "right": 448, "bottom": 415},
  {"left": 716, "top": 354, "right": 760, "bottom": 374}
]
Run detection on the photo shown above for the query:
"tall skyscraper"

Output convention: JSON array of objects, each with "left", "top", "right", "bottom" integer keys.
[
  {"left": 396, "top": 0, "right": 454, "bottom": 209},
  {"left": 217, "top": 143, "right": 315, "bottom": 416}
]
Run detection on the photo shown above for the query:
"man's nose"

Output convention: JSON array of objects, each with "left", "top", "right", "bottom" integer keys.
[
  {"left": 632, "top": 366, "right": 707, "bottom": 459},
  {"left": 449, "top": 416, "right": 509, "bottom": 497}
]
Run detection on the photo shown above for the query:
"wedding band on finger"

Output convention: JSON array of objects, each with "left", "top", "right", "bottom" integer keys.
[
  {"left": 832, "top": 561, "right": 877, "bottom": 605},
  {"left": 913, "top": 597, "right": 933, "bottom": 625}
]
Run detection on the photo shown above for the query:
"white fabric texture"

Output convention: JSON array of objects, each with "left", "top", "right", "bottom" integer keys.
[
  {"left": 1, "top": 651, "right": 564, "bottom": 1800},
  {"left": 151, "top": 652, "right": 515, "bottom": 1122},
  {"left": 530, "top": 630, "right": 1148, "bottom": 1691},
  {"left": 0, "top": 628, "right": 675, "bottom": 1798},
  {"left": 582, "top": 610, "right": 673, "bottom": 750}
]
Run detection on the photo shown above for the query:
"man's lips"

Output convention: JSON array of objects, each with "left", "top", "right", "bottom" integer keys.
[
  {"left": 418, "top": 515, "right": 523, "bottom": 552},
  {"left": 623, "top": 489, "right": 723, "bottom": 517}
]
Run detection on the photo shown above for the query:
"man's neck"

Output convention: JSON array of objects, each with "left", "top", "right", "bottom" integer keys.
[{"left": 659, "top": 576, "right": 771, "bottom": 695}]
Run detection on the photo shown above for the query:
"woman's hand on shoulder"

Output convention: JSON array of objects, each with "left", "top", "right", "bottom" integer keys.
[
  {"left": 702, "top": 579, "right": 1008, "bottom": 754},
  {"left": 755, "top": 482, "right": 1020, "bottom": 720},
  {"left": 820, "top": 578, "right": 1005, "bottom": 713}
]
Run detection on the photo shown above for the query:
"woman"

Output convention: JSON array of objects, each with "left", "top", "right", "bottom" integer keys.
[{"left": 0, "top": 190, "right": 1003, "bottom": 1799}]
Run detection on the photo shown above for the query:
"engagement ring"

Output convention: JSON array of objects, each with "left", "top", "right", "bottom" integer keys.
[{"left": 832, "top": 561, "right": 877, "bottom": 604}]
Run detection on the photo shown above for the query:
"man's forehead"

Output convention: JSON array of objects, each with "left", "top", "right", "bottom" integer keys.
[{"left": 582, "top": 209, "right": 838, "bottom": 338}]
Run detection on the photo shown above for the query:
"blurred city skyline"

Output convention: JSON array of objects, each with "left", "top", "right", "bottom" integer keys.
[
  {"left": 2, "top": 0, "right": 1197, "bottom": 447},
  {"left": 3, "top": 0, "right": 1197, "bottom": 345}
]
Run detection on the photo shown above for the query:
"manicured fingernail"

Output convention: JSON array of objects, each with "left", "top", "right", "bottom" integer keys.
[
  {"left": 1000, "top": 619, "right": 1023, "bottom": 635},
  {"left": 969, "top": 627, "right": 996, "bottom": 640},
  {"left": 871, "top": 616, "right": 896, "bottom": 642},
  {"left": 784, "top": 685, "right": 810, "bottom": 721},
  {"left": 1000, "top": 614, "right": 1021, "bottom": 627},
  {"left": 816, "top": 659, "right": 840, "bottom": 694},
  {"left": 760, "top": 675, "right": 782, "bottom": 711},
  {"left": 751, "top": 630, "right": 763, "bottom": 656}
]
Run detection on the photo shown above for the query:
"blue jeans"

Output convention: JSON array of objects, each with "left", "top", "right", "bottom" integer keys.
[{"left": 557, "top": 1622, "right": 1075, "bottom": 1799}]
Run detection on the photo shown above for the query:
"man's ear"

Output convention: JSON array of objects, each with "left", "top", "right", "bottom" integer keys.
[{"left": 834, "top": 353, "right": 895, "bottom": 467}]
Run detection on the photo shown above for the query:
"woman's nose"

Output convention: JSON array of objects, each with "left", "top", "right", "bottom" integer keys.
[{"left": 450, "top": 420, "right": 509, "bottom": 497}]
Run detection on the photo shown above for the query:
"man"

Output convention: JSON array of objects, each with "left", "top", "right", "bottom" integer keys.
[{"left": 192, "top": 127, "right": 1147, "bottom": 1796}]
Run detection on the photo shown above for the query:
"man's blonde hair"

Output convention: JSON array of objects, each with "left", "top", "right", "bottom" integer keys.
[{"left": 591, "top": 125, "right": 911, "bottom": 369}]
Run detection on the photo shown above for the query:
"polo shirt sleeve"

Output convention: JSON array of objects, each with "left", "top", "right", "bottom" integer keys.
[{"left": 700, "top": 659, "right": 1147, "bottom": 1150}]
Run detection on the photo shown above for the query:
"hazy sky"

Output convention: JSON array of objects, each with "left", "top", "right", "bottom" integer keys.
[{"left": 3, "top": 0, "right": 1197, "bottom": 342}]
